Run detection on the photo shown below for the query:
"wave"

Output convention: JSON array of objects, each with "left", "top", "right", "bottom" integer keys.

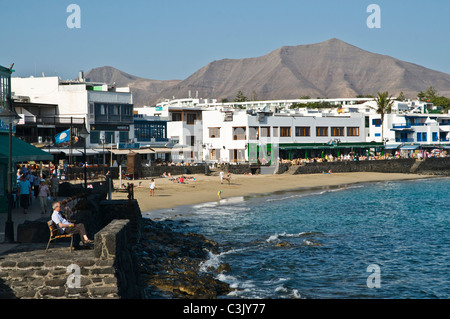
[
  {"left": 266, "top": 231, "right": 324, "bottom": 243},
  {"left": 265, "top": 184, "right": 364, "bottom": 202}
]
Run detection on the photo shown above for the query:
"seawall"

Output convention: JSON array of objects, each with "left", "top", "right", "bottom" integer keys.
[{"left": 277, "top": 157, "right": 450, "bottom": 175}]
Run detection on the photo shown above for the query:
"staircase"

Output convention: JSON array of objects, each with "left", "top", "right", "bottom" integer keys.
[{"left": 410, "top": 159, "right": 424, "bottom": 173}]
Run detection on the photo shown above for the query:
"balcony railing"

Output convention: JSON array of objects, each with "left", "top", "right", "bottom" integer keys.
[{"left": 24, "top": 116, "right": 86, "bottom": 125}]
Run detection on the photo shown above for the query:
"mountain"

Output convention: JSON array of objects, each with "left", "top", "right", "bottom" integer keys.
[
  {"left": 86, "top": 39, "right": 450, "bottom": 106},
  {"left": 84, "top": 66, "right": 181, "bottom": 107}
]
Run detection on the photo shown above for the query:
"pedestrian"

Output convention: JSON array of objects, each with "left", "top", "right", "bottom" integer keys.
[
  {"left": 51, "top": 174, "right": 59, "bottom": 201},
  {"left": 149, "top": 178, "right": 155, "bottom": 197},
  {"left": 32, "top": 172, "right": 40, "bottom": 198},
  {"left": 17, "top": 175, "right": 32, "bottom": 214},
  {"left": 38, "top": 179, "right": 50, "bottom": 214},
  {"left": 219, "top": 170, "right": 224, "bottom": 184}
]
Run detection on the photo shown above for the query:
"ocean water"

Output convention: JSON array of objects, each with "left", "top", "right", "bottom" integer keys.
[{"left": 146, "top": 177, "right": 450, "bottom": 299}]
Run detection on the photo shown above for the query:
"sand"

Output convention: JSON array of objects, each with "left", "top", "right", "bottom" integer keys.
[{"left": 111, "top": 172, "right": 431, "bottom": 219}]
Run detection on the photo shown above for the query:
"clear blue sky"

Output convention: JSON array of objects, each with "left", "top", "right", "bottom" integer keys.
[{"left": 1, "top": 0, "right": 450, "bottom": 81}]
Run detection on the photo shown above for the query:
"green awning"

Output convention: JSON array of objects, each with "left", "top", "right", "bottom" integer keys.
[{"left": 0, "top": 134, "right": 53, "bottom": 163}]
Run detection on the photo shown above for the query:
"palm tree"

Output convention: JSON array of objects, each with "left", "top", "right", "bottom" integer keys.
[{"left": 371, "top": 91, "right": 394, "bottom": 144}]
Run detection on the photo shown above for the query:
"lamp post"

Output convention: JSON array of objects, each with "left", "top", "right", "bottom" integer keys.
[
  {"left": 79, "top": 125, "right": 89, "bottom": 189},
  {"left": 0, "top": 99, "right": 21, "bottom": 243}
]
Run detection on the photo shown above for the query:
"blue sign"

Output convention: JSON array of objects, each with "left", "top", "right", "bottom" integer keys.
[
  {"left": 118, "top": 142, "right": 140, "bottom": 149},
  {"left": 0, "top": 121, "right": 16, "bottom": 133}
]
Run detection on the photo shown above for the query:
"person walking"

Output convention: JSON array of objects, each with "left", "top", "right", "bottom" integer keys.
[
  {"left": 17, "top": 175, "right": 32, "bottom": 214},
  {"left": 38, "top": 179, "right": 50, "bottom": 215}
]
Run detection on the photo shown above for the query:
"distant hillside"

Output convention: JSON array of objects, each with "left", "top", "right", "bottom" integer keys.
[
  {"left": 84, "top": 66, "right": 181, "bottom": 107},
  {"left": 86, "top": 39, "right": 450, "bottom": 106}
]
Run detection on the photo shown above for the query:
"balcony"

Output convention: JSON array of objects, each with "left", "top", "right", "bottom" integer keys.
[
  {"left": 395, "top": 138, "right": 414, "bottom": 143},
  {"left": 94, "top": 113, "right": 133, "bottom": 125},
  {"left": 24, "top": 116, "right": 85, "bottom": 126}
]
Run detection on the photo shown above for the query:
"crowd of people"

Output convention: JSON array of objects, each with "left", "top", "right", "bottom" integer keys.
[
  {"left": 279, "top": 149, "right": 449, "bottom": 165},
  {"left": 15, "top": 164, "right": 60, "bottom": 215}
]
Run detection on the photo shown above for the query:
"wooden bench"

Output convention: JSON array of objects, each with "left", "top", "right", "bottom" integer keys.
[{"left": 46, "top": 221, "right": 73, "bottom": 253}]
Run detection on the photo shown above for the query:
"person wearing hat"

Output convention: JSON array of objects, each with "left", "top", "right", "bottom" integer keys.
[{"left": 38, "top": 178, "right": 51, "bottom": 215}]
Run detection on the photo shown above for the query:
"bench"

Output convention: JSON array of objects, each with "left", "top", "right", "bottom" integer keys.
[{"left": 46, "top": 221, "right": 73, "bottom": 253}]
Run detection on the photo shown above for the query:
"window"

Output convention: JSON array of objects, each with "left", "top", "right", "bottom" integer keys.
[
  {"left": 171, "top": 112, "right": 182, "bottom": 121},
  {"left": 331, "top": 127, "right": 344, "bottom": 137},
  {"left": 272, "top": 127, "right": 278, "bottom": 137},
  {"left": 347, "top": 127, "right": 360, "bottom": 137},
  {"left": 105, "top": 131, "right": 115, "bottom": 144},
  {"left": 119, "top": 131, "right": 129, "bottom": 143},
  {"left": 90, "top": 131, "right": 100, "bottom": 144},
  {"left": 295, "top": 126, "right": 310, "bottom": 137},
  {"left": 417, "top": 132, "right": 427, "bottom": 142},
  {"left": 209, "top": 127, "right": 220, "bottom": 138},
  {"left": 432, "top": 132, "right": 438, "bottom": 142},
  {"left": 372, "top": 119, "right": 381, "bottom": 127},
  {"left": 186, "top": 113, "right": 197, "bottom": 124},
  {"left": 210, "top": 149, "right": 217, "bottom": 160},
  {"left": 260, "top": 127, "right": 270, "bottom": 137},
  {"left": 233, "top": 127, "right": 246, "bottom": 140},
  {"left": 230, "top": 149, "right": 246, "bottom": 162},
  {"left": 249, "top": 127, "right": 259, "bottom": 140},
  {"left": 280, "top": 127, "right": 291, "bottom": 137},
  {"left": 316, "top": 127, "right": 328, "bottom": 137}
]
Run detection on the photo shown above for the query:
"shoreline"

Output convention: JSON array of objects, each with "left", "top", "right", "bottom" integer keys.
[{"left": 111, "top": 172, "right": 437, "bottom": 219}]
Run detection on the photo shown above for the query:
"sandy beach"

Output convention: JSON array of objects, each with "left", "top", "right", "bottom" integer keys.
[{"left": 111, "top": 172, "right": 432, "bottom": 219}]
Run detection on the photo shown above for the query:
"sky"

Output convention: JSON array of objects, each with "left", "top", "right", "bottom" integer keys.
[{"left": 1, "top": 0, "right": 450, "bottom": 81}]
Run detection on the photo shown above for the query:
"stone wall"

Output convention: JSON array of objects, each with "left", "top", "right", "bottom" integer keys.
[
  {"left": 277, "top": 157, "right": 450, "bottom": 175},
  {"left": 0, "top": 193, "right": 145, "bottom": 299},
  {"left": 0, "top": 218, "right": 143, "bottom": 299}
]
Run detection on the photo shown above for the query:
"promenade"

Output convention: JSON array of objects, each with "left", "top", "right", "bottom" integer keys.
[{"left": 0, "top": 196, "right": 65, "bottom": 255}]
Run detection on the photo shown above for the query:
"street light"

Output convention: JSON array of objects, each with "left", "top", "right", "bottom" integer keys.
[
  {"left": 79, "top": 125, "right": 89, "bottom": 189},
  {"left": 0, "top": 99, "right": 21, "bottom": 243}
]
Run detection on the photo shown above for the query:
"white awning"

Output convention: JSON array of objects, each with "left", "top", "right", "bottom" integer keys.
[
  {"left": 400, "top": 144, "right": 419, "bottom": 150},
  {"left": 110, "top": 148, "right": 155, "bottom": 155}
]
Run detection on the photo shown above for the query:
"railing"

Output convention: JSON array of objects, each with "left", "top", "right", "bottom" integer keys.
[{"left": 24, "top": 116, "right": 85, "bottom": 125}]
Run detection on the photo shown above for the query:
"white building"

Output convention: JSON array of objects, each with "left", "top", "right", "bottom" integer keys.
[
  {"left": 136, "top": 97, "right": 450, "bottom": 164},
  {"left": 201, "top": 108, "right": 372, "bottom": 163},
  {"left": 11, "top": 74, "right": 134, "bottom": 149}
]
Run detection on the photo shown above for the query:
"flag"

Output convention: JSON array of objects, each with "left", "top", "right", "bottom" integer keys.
[{"left": 55, "top": 128, "right": 71, "bottom": 144}]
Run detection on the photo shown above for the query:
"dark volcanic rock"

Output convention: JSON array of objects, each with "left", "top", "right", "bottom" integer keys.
[{"left": 136, "top": 219, "right": 232, "bottom": 299}]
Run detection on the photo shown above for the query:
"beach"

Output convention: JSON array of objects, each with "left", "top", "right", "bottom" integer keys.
[{"left": 111, "top": 172, "right": 431, "bottom": 218}]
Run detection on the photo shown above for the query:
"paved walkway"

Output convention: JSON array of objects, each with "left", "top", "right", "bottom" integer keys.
[{"left": 0, "top": 196, "right": 65, "bottom": 255}]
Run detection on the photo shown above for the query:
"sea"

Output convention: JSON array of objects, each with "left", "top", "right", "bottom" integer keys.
[{"left": 144, "top": 177, "right": 450, "bottom": 299}]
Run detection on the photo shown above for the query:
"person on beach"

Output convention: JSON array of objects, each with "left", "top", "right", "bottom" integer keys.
[
  {"left": 51, "top": 201, "right": 93, "bottom": 245},
  {"left": 17, "top": 175, "right": 32, "bottom": 214},
  {"left": 226, "top": 171, "right": 231, "bottom": 184},
  {"left": 220, "top": 170, "right": 224, "bottom": 184},
  {"left": 149, "top": 179, "right": 155, "bottom": 197},
  {"left": 38, "top": 179, "right": 50, "bottom": 214}
]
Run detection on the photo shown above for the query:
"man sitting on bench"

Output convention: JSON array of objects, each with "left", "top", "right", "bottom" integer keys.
[{"left": 51, "top": 201, "right": 93, "bottom": 245}]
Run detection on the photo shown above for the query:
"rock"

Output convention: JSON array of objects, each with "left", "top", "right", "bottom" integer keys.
[
  {"left": 217, "top": 263, "right": 231, "bottom": 274},
  {"left": 137, "top": 218, "right": 232, "bottom": 298}
]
